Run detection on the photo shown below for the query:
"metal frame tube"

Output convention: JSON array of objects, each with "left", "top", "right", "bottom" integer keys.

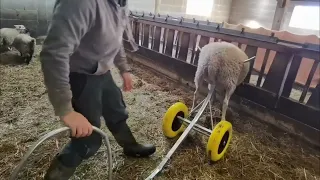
[
  {"left": 178, "top": 116, "right": 211, "bottom": 136},
  {"left": 189, "top": 98, "right": 205, "bottom": 115},
  {"left": 145, "top": 89, "right": 214, "bottom": 180},
  {"left": 10, "top": 126, "right": 113, "bottom": 180},
  {"left": 186, "top": 125, "right": 211, "bottom": 137}
]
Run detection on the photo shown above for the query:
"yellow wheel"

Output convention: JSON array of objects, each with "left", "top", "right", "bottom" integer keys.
[
  {"left": 162, "top": 102, "right": 189, "bottom": 138},
  {"left": 206, "top": 120, "right": 232, "bottom": 161}
]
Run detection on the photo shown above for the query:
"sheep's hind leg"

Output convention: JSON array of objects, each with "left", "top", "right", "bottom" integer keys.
[
  {"left": 221, "top": 86, "right": 236, "bottom": 121},
  {"left": 191, "top": 78, "right": 204, "bottom": 113},
  {"left": 208, "top": 83, "right": 216, "bottom": 129},
  {"left": 25, "top": 55, "right": 32, "bottom": 65},
  {"left": 191, "top": 88, "right": 198, "bottom": 112}
]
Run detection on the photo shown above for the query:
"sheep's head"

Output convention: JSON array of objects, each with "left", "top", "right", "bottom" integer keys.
[{"left": 13, "top": 25, "right": 30, "bottom": 35}]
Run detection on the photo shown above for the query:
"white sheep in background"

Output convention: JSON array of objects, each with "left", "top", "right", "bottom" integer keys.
[
  {"left": 13, "top": 25, "right": 30, "bottom": 35},
  {"left": 192, "top": 41, "right": 255, "bottom": 122},
  {"left": 0, "top": 28, "right": 21, "bottom": 52},
  {"left": 12, "top": 34, "right": 36, "bottom": 64},
  {"left": 0, "top": 25, "right": 30, "bottom": 53}
]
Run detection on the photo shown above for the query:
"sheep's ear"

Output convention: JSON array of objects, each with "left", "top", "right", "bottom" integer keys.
[
  {"left": 25, "top": 27, "right": 30, "bottom": 34},
  {"left": 30, "top": 39, "right": 35, "bottom": 46}
]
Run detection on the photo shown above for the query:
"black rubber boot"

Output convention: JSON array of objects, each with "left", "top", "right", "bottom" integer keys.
[
  {"left": 44, "top": 155, "right": 77, "bottom": 180},
  {"left": 112, "top": 122, "right": 156, "bottom": 157}
]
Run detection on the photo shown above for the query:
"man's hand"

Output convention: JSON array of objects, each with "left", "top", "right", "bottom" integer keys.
[
  {"left": 122, "top": 72, "right": 133, "bottom": 92},
  {"left": 61, "top": 111, "right": 93, "bottom": 138}
]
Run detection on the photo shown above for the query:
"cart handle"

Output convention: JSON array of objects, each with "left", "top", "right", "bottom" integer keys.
[{"left": 10, "top": 126, "right": 113, "bottom": 180}]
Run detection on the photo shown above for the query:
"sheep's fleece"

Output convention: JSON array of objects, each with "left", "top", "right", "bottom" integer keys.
[
  {"left": 12, "top": 34, "right": 36, "bottom": 61},
  {"left": 192, "top": 41, "right": 251, "bottom": 121},
  {"left": 195, "top": 41, "right": 250, "bottom": 92},
  {"left": 0, "top": 28, "right": 20, "bottom": 51}
]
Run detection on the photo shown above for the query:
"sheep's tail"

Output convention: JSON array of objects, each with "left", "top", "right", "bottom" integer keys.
[{"left": 244, "top": 56, "right": 256, "bottom": 63}]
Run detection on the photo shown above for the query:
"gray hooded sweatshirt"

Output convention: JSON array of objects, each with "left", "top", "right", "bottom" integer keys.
[{"left": 40, "top": 0, "right": 138, "bottom": 117}]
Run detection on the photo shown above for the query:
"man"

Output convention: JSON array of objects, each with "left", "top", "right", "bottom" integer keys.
[{"left": 40, "top": 0, "right": 156, "bottom": 179}]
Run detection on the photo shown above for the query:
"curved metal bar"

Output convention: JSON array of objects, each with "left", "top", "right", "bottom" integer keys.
[
  {"left": 145, "top": 89, "right": 214, "bottom": 180},
  {"left": 10, "top": 126, "right": 113, "bottom": 180},
  {"left": 189, "top": 98, "right": 205, "bottom": 115},
  {"left": 177, "top": 116, "right": 211, "bottom": 136}
]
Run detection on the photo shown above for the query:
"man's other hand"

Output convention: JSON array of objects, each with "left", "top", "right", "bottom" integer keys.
[
  {"left": 61, "top": 111, "right": 93, "bottom": 138},
  {"left": 122, "top": 72, "right": 133, "bottom": 92}
]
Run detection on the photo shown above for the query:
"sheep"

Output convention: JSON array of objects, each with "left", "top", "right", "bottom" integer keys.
[
  {"left": 0, "top": 26, "right": 30, "bottom": 53},
  {"left": 0, "top": 28, "right": 20, "bottom": 52},
  {"left": 192, "top": 41, "right": 255, "bottom": 122},
  {"left": 13, "top": 25, "right": 30, "bottom": 35},
  {"left": 11, "top": 34, "right": 36, "bottom": 64}
]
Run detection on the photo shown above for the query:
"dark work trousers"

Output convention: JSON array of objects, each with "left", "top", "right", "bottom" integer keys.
[{"left": 57, "top": 70, "right": 128, "bottom": 167}]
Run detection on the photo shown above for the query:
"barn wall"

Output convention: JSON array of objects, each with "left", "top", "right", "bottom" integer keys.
[
  {"left": 128, "top": 0, "right": 156, "bottom": 13},
  {"left": 156, "top": 0, "right": 186, "bottom": 17},
  {"left": 228, "top": 0, "right": 320, "bottom": 36},
  {"left": 228, "top": 0, "right": 278, "bottom": 29},
  {"left": 157, "top": 0, "right": 232, "bottom": 23},
  {"left": 281, "top": 0, "right": 320, "bottom": 36},
  {"left": 211, "top": 0, "right": 233, "bottom": 23},
  {"left": 0, "top": 0, "right": 55, "bottom": 36}
]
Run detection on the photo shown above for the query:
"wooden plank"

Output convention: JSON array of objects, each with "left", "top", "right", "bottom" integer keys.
[
  {"left": 189, "top": 34, "right": 197, "bottom": 64},
  {"left": 134, "top": 22, "right": 140, "bottom": 44},
  {"left": 257, "top": 49, "right": 271, "bottom": 87},
  {"left": 142, "top": 24, "right": 150, "bottom": 47},
  {"left": 244, "top": 45, "right": 258, "bottom": 83},
  {"left": 277, "top": 97, "right": 320, "bottom": 130},
  {"left": 307, "top": 84, "right": 320, "bottom": 109},
  {"left": 275, "top": 55, "right": 295, "bottom": 105},
  {"left": 152, "top": 26, "right": 161, "bottom": 52},
  {"left": 235, "top": 83, "right": 277, "bottom": 109},
  {"left": 165, "top": 28, "right": 175, "bottom": 56},
  {"left": 174, "top": 31, "right": 181, "bottom": 58},
  {"left": 299, "top": 60, "right": 320, "bottom": 103},
  {"left": 177, "top": 32, "right": 191, "bottom": 61},
  {"left": 262, "top": 52, "right": 294, "bottom": 95},
  {"left": 282, "top": 56, "right": 303, "bottom": 97},
  {"left": 193, "top": 36, "right": 210, "bottom": 65}
]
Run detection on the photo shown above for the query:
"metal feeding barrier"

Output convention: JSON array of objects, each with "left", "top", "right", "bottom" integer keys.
[
  {"left": 145, "top": 89, "right": 233, "bottom": 179},
  {"left": 129, "top": 11, "right": 279, "bottom": 43},
  {"left": 10, "top": 126, "right": 113, "bottom": 180}
]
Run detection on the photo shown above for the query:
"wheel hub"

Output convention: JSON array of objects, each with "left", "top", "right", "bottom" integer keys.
[{"left": 218, "top": 131, "right": 230, "bottom": 154}]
